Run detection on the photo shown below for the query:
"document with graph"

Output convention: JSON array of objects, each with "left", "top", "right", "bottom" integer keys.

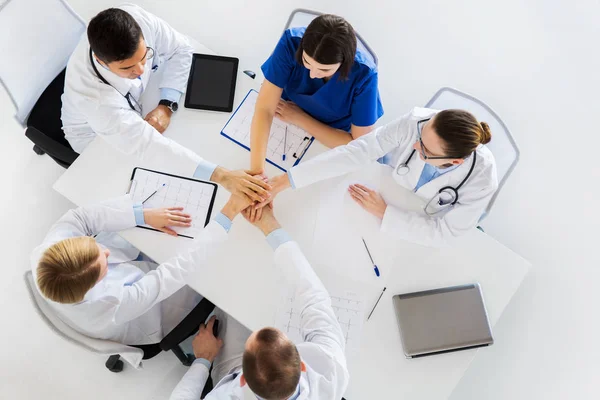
[
  {"left": 126, "top": 167, "right": 218, "bottom": 239},
  {"left": 274, "top": 286, "right": 366, "bottom": 353},
  {"left": 221, "top": 89, "right": 315, "bottom": 172}
]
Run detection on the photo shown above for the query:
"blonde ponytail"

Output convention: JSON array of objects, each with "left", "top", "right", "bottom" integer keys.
[{"left": 37, "top": 237, "right": 101, "bottom": 304}]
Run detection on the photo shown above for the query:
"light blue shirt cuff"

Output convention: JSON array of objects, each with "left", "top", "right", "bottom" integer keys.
[
  {"left": 192, "top": 358, "right": 212, "bottom": 370},
  {"left": 266, "top": 229, "right": 292, "bottom": 250},
  {"left": 194, "top": 160, "right": 218, "bottom": 181},
  {"left": 214, "top": 212, "right": 233, "bottom": 232},
  {"left": 287, "top": 171, "right": 297, "bottom": 189},
  {"left": 159, "top": 87, "right": 183, "bottom": 103},
  {"left": 133, "top": 203, "right": 145, "bottom": 225}
]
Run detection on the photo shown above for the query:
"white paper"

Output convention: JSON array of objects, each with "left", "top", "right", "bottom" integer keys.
[
  {"left": 221, "top": 90, "right": 313, "bottom": 171},
  {"left": 127, "top": 168, "right": 216, "bottom": 238},
  {"left": 275, "top": 288, "right": 366, "bottom": 353}
]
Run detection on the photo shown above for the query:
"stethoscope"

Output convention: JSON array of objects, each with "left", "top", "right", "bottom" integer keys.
[
  {"left": 89, "top": 48, "right": 143, "bottom": 115},
  {"left": 396, "top": 148, "right": 477, "bottom": 216}
]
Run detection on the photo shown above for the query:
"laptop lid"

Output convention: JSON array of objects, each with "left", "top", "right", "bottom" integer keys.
[{"left": 393, "top": 283, "right": 493, "bottom": 358}]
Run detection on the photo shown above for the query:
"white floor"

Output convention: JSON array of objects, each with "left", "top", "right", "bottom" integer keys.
[{"left": 1, "top": 0, "right": 599, "bottom": 399}]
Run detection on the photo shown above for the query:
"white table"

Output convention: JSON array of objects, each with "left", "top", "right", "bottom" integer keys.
[{"left": 53, "top": 47, "right": 530, "bottom": 399}]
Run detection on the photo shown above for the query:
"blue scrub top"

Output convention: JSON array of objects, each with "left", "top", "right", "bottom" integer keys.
[{"left": 261, "top": 28, "right": 384, "bottom": 132}]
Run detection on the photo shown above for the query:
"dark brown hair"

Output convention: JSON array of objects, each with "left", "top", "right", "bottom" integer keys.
[
  {"left": 88, "top": 8, "right": 143, "bottom": 63},
  {"left": 242, "top": 328, "right": 302, "bottom": 399},
  {"left": 37, "top": 237, "right": 101, "bottom": 304},
  {"left": 295, "top": 14, "right": 357, "bottom": 80},
  {"left": 431, "top": 109, "right": 492, "bottom": 158}
]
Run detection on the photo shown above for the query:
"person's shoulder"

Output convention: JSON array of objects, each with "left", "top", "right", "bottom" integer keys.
[
  {"left": 409, "top": 107, "right": 438, "bottom": 121},
  {"left": 475, "top": 145, "right": 499, "bottom": 189},
  {"left": 280, "top": 27, "right": 303, "bottom": 49},
  {"left": 117, "top": 3, "right": 153, "bottom": 29}
]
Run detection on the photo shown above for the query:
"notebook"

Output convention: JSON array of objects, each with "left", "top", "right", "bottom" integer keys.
[
  {"left": 126, "top": 167, "right": 218, "bottom": 239},
  {"left": 221, "top": 89, "right": 314, "bottom": 172}
]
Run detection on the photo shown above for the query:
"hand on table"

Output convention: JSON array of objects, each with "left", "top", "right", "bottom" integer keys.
[
  {"left": 144, "top": 105, "right": 172, "bottom": 133},
  {"left": 348, "top": 184, "right": 387, "bottom": 219},
  {"left": 275, "top": 99, "right": 307, "bottom": 126},
  {"left": 192, "top": 316, "right": 223, "bottom": 363},
  {"left": 143, "top": 207, "right": 191, "bottom": 236}
]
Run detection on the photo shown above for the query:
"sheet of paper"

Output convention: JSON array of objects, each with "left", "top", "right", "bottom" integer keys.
[
  {"left": 275, "top": 286, "right": 366, "bottom": 354},
  {"left": 127, "top": 168, "right": 216, "bottom": 238},
  {"left": 221, "top": 90, "right": 313, "bottom": 171}
]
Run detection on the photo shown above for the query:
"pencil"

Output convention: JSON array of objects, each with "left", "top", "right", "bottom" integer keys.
[{"left": 367, "top": 287, "right": 387, "bottom": 320}]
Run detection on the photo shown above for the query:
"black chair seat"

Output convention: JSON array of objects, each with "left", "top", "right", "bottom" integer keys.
[{"left": 25, "top": 68, "right": 79, "bottom": 168}]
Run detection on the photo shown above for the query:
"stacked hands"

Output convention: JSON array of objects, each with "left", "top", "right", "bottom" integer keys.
[{"left": 143, "top": 169, "right": 388, "bottom": 234}]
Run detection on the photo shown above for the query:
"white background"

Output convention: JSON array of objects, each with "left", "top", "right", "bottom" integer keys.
[{"left": 0, "top": 0, "right": 598, "bottom": 399}]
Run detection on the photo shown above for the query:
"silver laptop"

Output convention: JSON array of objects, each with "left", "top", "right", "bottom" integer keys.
[{"left": 393, "top": 283, "right": 493, "bottom": 358}]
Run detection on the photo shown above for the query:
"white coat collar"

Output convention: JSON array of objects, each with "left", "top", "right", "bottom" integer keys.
[{"left": 90, "top": 48, "right": 151, "bottom": 98}]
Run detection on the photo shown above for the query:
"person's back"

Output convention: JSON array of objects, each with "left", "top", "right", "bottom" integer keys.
[
  {"left": 61, "top": 4, "right": 193, "bottom": 155},
  {"left": 31, "top": 195, "right": 246, "bottom": 345},
  {"left": 170, "top": 206, "right": 349, "bottom": 400}
]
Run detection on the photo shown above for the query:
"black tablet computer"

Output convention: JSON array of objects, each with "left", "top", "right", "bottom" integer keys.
[{"left": 184, "top": 53, "right": 239, "bottom": 112}]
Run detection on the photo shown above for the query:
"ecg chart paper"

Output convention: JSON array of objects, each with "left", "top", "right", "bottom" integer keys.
[
  {"left": 275, "top": 287, "right": 366, "bottom": 354},
  {"left": 127, "top": 168, "right": 216, "bottom": 238},
  {"left": 221, "top": 90, "right": 313, "bottom": 172}
]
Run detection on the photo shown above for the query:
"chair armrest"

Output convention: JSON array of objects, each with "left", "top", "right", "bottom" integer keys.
[
  {"left": 25, "top": 126, "right": 78, "bottom": 166},
  {"left": 160, "top": 298, "right": 216, "bottom": 351}
]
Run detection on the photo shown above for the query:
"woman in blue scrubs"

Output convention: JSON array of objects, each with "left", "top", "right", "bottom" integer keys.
[{"left": 249, "top": 14, "right": 384, "bottom": 174}]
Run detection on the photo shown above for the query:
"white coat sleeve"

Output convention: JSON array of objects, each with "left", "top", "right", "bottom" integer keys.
[
  {"left": 39, "top": 196, "right": 136, "bottom": 245},
  {"left": 139, "top": 6, "right": 193, "bottom": 92},
  {"left": 381, "top": 162, "right": 498, "bottom": 246},
  {"left": 275, "top": 241, "right": 349, "bottom": 392},
  {"left": 169, "top": 361, "right": 210, "bottom": 400},
  {"left": 289, "top": 112, "right": 414, "bottom": 189},
  {"left": 111, "top": 221, "right": 228, "bottom": 325},
  {"left": 84, "top": 103, "right": 211, "bottom": 178}
]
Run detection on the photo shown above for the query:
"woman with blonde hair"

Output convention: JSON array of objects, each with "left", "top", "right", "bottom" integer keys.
[
  {"left": 259, "top": 107, "right": 498, "bottom": 247},
  {"left": 32, "top": 194, "right": 250, "bottom": 344}
]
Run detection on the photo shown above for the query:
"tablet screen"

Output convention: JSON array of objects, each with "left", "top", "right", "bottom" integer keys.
[{"left": 184, "top": 54, "right": 239, "bottom": 112}]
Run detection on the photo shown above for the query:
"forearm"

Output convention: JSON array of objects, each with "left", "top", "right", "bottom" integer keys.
[
  {"left": 296, "top": 113, "right": 352, "bottom": 148},
  {"left": 250, "top": 109, "right": 273, "bottom": 173},
  {"left": 114, "top": 221, "right": 229, "bottom": 324},
  {"left": 169, "top": 360, "right": 210, "bottom": 400}
]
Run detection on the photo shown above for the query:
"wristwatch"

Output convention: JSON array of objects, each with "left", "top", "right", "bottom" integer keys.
[{"left": 159, "top": 99, "right": 179, "bottom": 113}]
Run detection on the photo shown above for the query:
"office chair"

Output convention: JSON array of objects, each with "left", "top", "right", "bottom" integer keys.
[
  {"left": 0, "top": 0, "right": 84, "bottom": 168},
  {"left": 284, "top": 9, "right": 379, "bottom": 66},
  {"left": 425, "top": 87, "right": 520, "bottom": 218},
  {"left": 24, "top": 270, "right": 216, "bottom": 373}
]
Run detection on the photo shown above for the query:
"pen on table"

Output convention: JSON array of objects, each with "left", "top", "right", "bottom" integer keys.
[
  {"left": 367, "top": 287, "right": 386, "bottom": 321},
  {"left": 142, "top": 183, "right": 166, "bottom": 204},
  {"left": 361, "top": 238, "right": 380, "bottom": 277},
  {"left": 282, "top": 126, "right": 288, "bottom": 161}
]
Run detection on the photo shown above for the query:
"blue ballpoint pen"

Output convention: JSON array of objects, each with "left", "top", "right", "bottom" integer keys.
[{"left": 361, "top": 238, "right": 380, "bottom": 277}]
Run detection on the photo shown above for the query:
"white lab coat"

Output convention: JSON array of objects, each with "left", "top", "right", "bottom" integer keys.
[
  {"left": 169, "top": 241, "right": 349, "bottom": 400},
  {"left": 290, "top": 107, "right": 498, "bottom": 247},
  {"left": 30, "top": 196, "right": 229, "bottom": 345},
  {"left": 61, "top": 3, "right": 202, "bottom": 176}
]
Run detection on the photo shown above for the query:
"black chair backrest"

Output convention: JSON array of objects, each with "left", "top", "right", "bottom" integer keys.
[{"left": 26, "top": 68, "right": 70, "bottom": 148}]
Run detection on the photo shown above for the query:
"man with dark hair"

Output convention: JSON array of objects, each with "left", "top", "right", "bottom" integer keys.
[
  {"left": 61, "top": 4, "right": 270, "bottom": 204},
  {"left": 170, "top": 206, "right": 349, "bottom": 400}
]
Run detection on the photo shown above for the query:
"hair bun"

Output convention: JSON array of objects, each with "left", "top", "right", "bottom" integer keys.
[{"left": 479, "top": 121, "right": 492, "bottom": 144}]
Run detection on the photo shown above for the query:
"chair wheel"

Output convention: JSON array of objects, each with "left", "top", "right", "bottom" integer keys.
[
  {"left": 105, "top": 355, "right": 124, "bottom": 372},
  {"left": 32, "top": 145, "right": 45, "bottom": 155}
]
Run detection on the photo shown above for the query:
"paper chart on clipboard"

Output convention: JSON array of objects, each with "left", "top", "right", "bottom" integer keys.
[{"left": 220, "top": 90, "right": 314, "bottom": 172}]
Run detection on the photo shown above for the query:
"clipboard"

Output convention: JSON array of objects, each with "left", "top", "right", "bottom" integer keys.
[
  {"left": 220, "top": 89, "right": 314, "bottom": 172},
  {"left": 126, "top": 167, "right": 218, "bottom": 239}
]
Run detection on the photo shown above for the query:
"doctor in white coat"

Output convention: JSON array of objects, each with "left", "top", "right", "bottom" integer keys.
[
  {"left": 170, "top": 206, "right": 349, "bottom": 400},
  {"left": 32, "top": 194, "right": 250, "bottom": 345},
  {"left": 261, "top": 107, "right": 498, "bottom": 246},
  {"left": 61, "top": 4, "right": 270, "bottom": 203}
]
